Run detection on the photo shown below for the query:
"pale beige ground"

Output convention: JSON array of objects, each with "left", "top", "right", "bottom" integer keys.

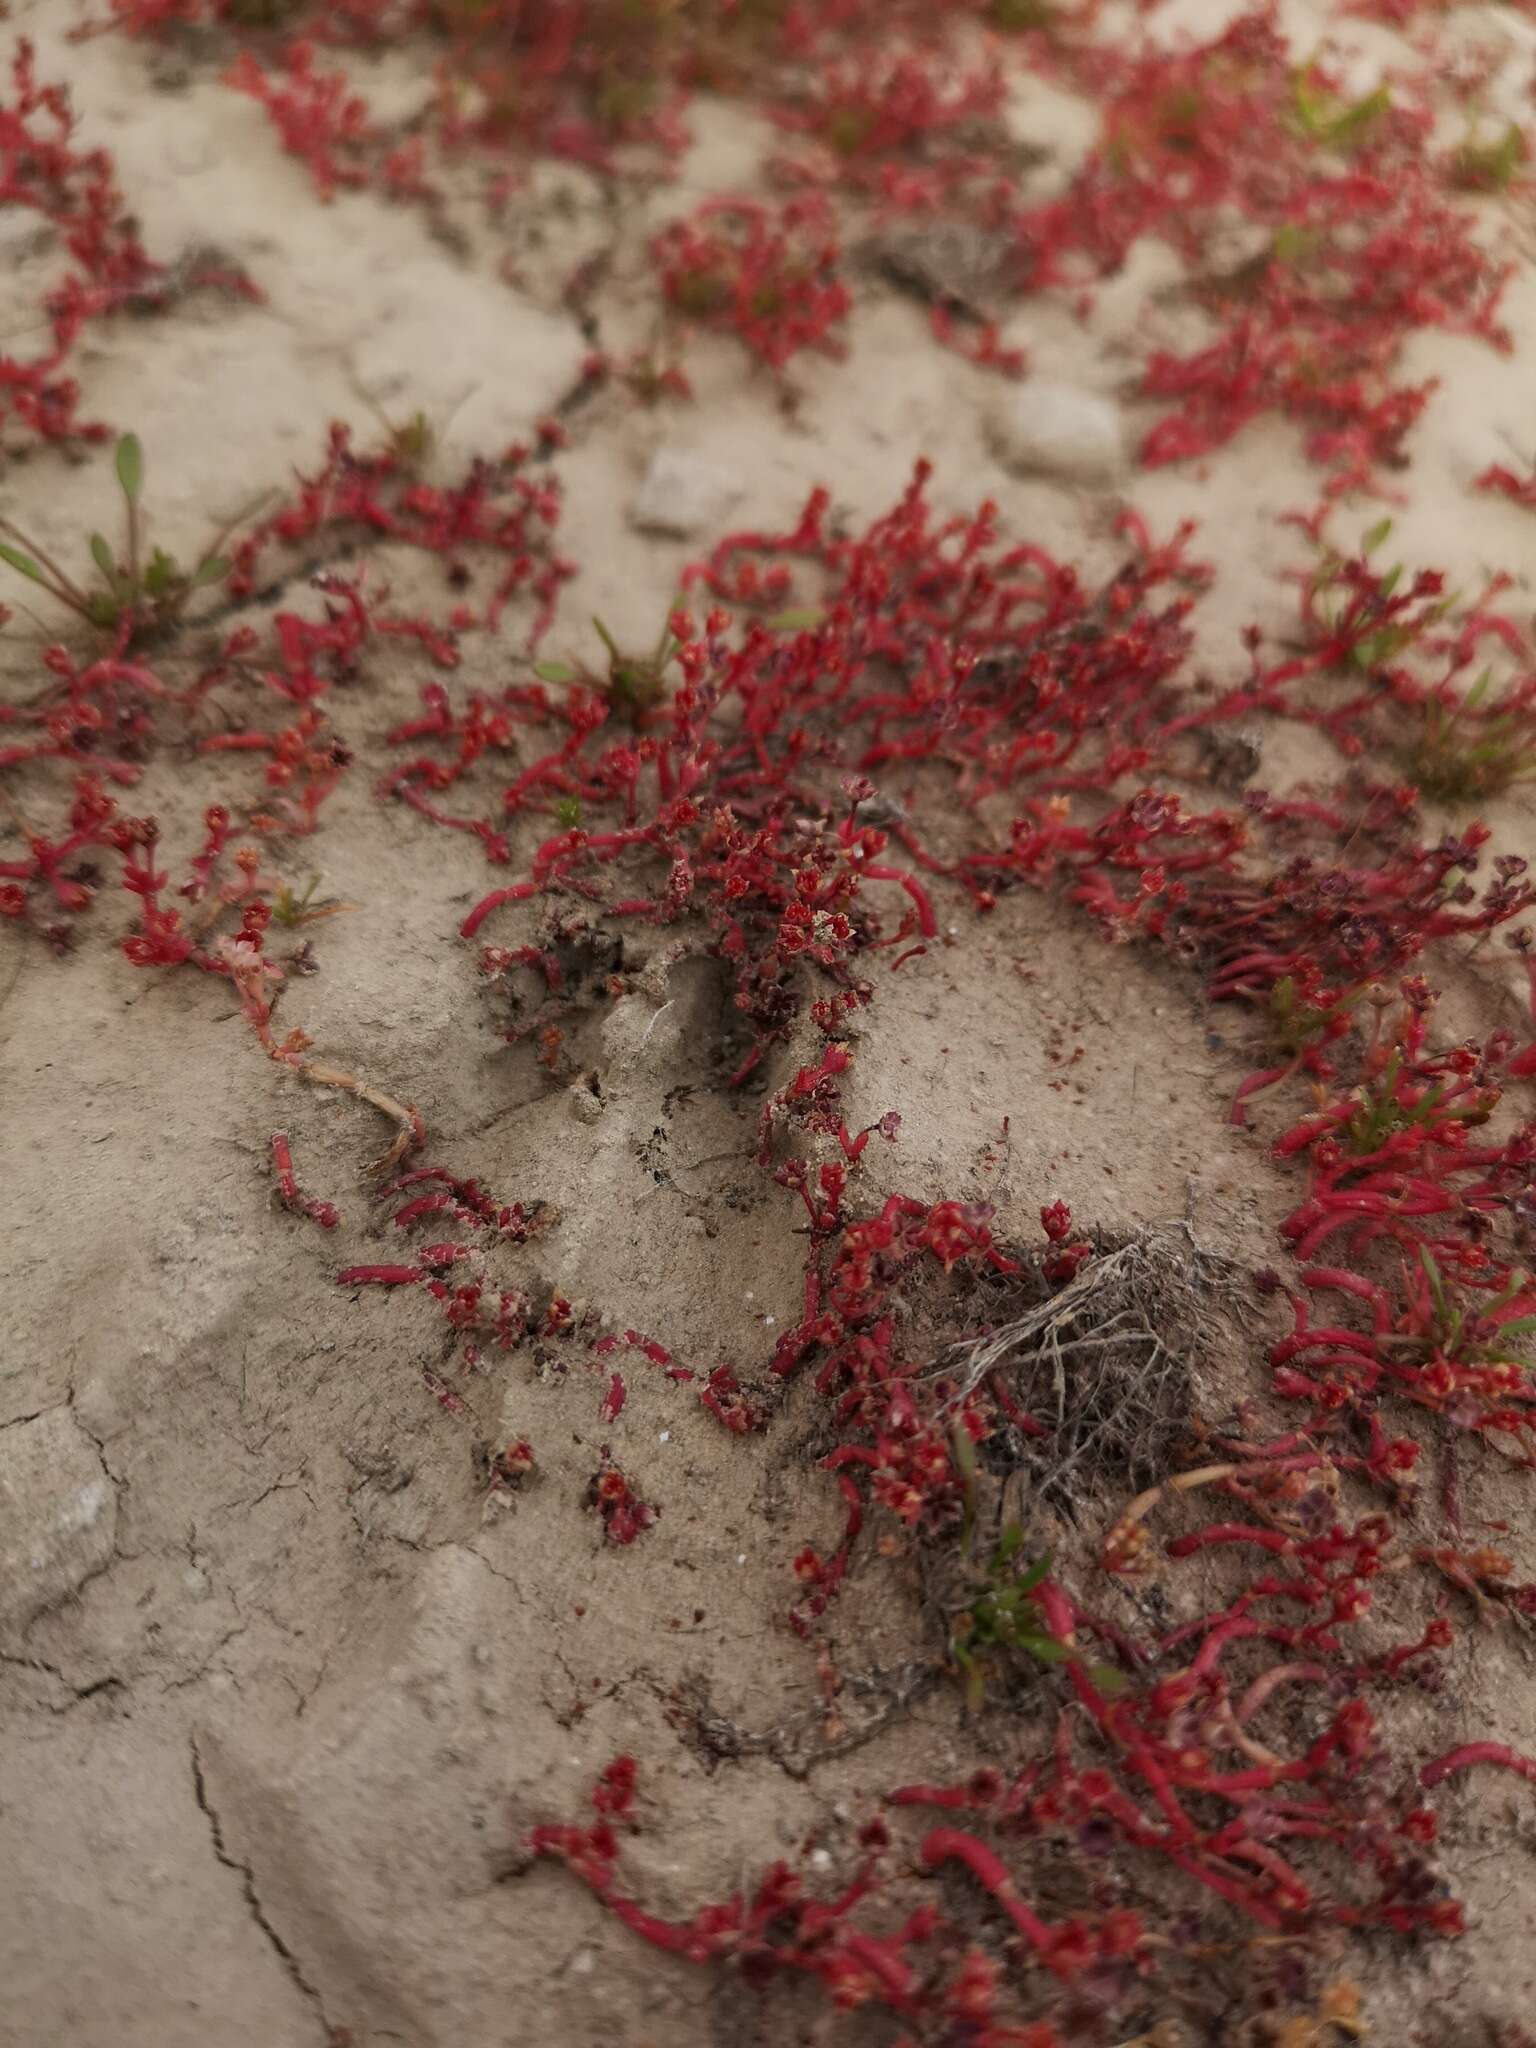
[{"left": 7, "top": 3, "right": 1536, "bottom": 2044}]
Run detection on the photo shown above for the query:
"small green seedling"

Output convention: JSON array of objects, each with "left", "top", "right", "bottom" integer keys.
[
  {"left": 1309, "top": 517, "right": 1456, "bottom": 674},
  {"left": 1343, "top": 1047, "right": 1490, "bottom": 1158},
  {"left": 991, "top": 0, "right": 1056, "bottom": 27},
  {"left": 948, "top": 1428, "right": 1125, "bottom": 1711},
  {"left": 531, "top": 600, "right": 823, "bottom": 722},
  {"left": 0, "top": 433, "right": 266, "bottom": 645},
  {"left": 1451, "top": 122, "right": 1527, "bottom": 193},
  {"left": 531, "top": 605, "right": 686, "bottom": 722},
  {"left": 1270, "top": 222, "right": 1320, "bottom": 268},
  {"left": 353, "top": 383, "right": 475, "bottom": 472},
  {"left": 1289, "top": 67, "right": 1391, "bottom": 151},
  {"left": 1420, "top": 1249, "right": 1536, "bottom": 1366},
  {"left": 370, "top": 405, "right": 437, "bottom": 470},
  {"left": 1269, "top": 973, "right": 1357, "bottom": 1058},
  {"left": 1401, "top": 668, "right": 1536, "bottom": 803},
  {"left": 951, "top": 1526, "right": 1062, "bottom": 1711},
  {"left": 271, "top": 874, "right": 357, "bottom": 929},
  {"left": 224, "top": 0, "right": 303, "bottom": 21}
]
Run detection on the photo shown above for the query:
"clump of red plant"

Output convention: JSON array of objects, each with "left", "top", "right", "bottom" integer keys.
[
  {"left": 336, "top": 1160, "right": 549, "bottom": 1365},
  {"left": 528, "top": 1754, "right": 1142, "bottom": 2040},
  {"left": 5, "top": 35, "right": 1536, "bottom": 2004},
  {"left": 1017, "top": 14, "right": 1511, "bottom": 492},
  {"left": 0, "top": 42, "right": 256, "bottom": 450},
  {"left": 225, "top": 41, "right": 431, "bottom": 204},
  {"left": 1477, "top": 461, "right": 1536, "bottom": 513},
  {"left": 588, "top": 1458, "right": 658, "bottom": 1545},
  {"left": 231, "top": 420, "right": 570, "bottom": 642},
  {"left": 406, "top": 460, "right": 1536, "bottom": 2035},
  {"left": 653, "top": 195, "right": 851, "bottom": 373}
]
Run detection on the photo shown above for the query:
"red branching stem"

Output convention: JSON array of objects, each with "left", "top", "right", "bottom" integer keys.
[
  {"left": 269, "top": 1130, "right": 339, "bottom": 1230},
  {"left": 917, "top": 1831, "right": 1070, "bottom": 1973},
  {"left": 1421, "top": 1744, "right": 1536, "bottom": 1789}
]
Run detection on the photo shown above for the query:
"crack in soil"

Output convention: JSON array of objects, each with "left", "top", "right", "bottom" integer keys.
[
  {"left": 0, "top": 1403, "right": 66, "bottom": 1431},
  {"left": 0, "top": 1651, "right": 125, "bottom": 1712},
  {"left": 189, "top": 1737, "right": 334, "bottom": 2045}
]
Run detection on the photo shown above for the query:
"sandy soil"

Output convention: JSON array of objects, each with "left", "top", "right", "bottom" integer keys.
[{"left": 7, "top": 1, "right": 1536, "bottom": 2044}]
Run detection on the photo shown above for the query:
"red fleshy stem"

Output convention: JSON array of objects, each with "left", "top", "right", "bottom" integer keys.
[
  {"left": 460, "top": 881, "right": 538, "bottom": 938},
  {"left": 269, "top": 1131, "right": 340, "bottom": 1230},
  {"left": 917, "top": 1830, "right": 1070, "bottom": 1975},
  {"left": 862, "top": 862, "right": 938, "bottom": 937},
  {"left": 1421, "top": 1743, "right": 1536, "bottom": 1789},
  {"left": 1167, "top": 1524, "right": 1296, "bottom": 1559}
]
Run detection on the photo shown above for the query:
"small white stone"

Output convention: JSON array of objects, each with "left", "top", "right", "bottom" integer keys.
[
  {"left": 987, "top": 380, "right": 1126, "bottom": 484},
  {"left": 659, "top": 1431, "right": 671, "bottom": 1444},
  {"left": 630, "top": 447, "right": 744, "bottom": 539},
  {"left": 58, "top": 1479, "right": 110, "bottom": 1532},
  {"left": 737, "top": 1553, "right": 747, "bottom": 1565}
]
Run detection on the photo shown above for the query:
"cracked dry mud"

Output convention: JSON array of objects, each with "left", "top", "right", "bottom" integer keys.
[{"left": 8, "top": 1, "right": 1536, "bottom": 2045}]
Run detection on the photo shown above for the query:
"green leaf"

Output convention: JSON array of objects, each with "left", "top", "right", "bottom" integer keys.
[
  {"left": 957, "top": 1647, "right": 986, "bottom": 1714},
  {"left": 0, "top": 541, "right": 48, "bottom": 586},
  {"left": 115, "top": 432, "right": 144, "bottom": 503},
  {"left": 766, "top": 607, "right": 826, "bottom": 632},
  {"left": 1291, "top": 70, "right": 1390, "bottom": 149},
  {"left": 1454, "top": 123, "right": 1527, "bottom": 191},
  {"left": 1020, "top": 1635, "right": 1071, "bottom": 1665},
  {"left": 1085, "top": 1660, "right": 1130, "bottom": 1697},
  {"left": 533, "top": 660, "right": 577, "bottom": 685},
  {"left": 1015, "top": 1551, "right": 1052, "bottom": 1595},
  {"left": 189, "top": 555, "right": 231, "bottom": 590},
  {"left": 1420, "top": 1247, "right": 1448, "bottom": 1325},
  {"left": 1270, "top": 223, "right": 1315, "bottom": 266},
  {"left": 142, "top": 548, "right": 177, "bottom": 596},
  {"left": 89, "top": 534, "right": 116, "bottom": 580},
  {"left": 1330, "top": 85, "right": 1391, "bottom": 147},
  {"left": 1362, "top": 517, "right": 1393, "bottom": 554},
  {"left": 952, "top": 1422, "right": 980, "bottom": 1551},
  {"left": 1290, "top": 74, "right": 1328, "bottom": 139}
]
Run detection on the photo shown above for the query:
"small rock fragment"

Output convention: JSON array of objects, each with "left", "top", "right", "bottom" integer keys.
[
  {"left": 0, "top": 1409, "right": 117, "bottom": 1634},
  {"left": 861, "top": 221, "right": 1015, "bottom": 312},
  {"left": 987, "top": 379, "right": 1126, "bottom": 483},
  {"left": 568, "top": 1076, "right": 604, "bottom": 1123},
  {"left": 630, "top": 447, "right": 743, "bottom": 539}
]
